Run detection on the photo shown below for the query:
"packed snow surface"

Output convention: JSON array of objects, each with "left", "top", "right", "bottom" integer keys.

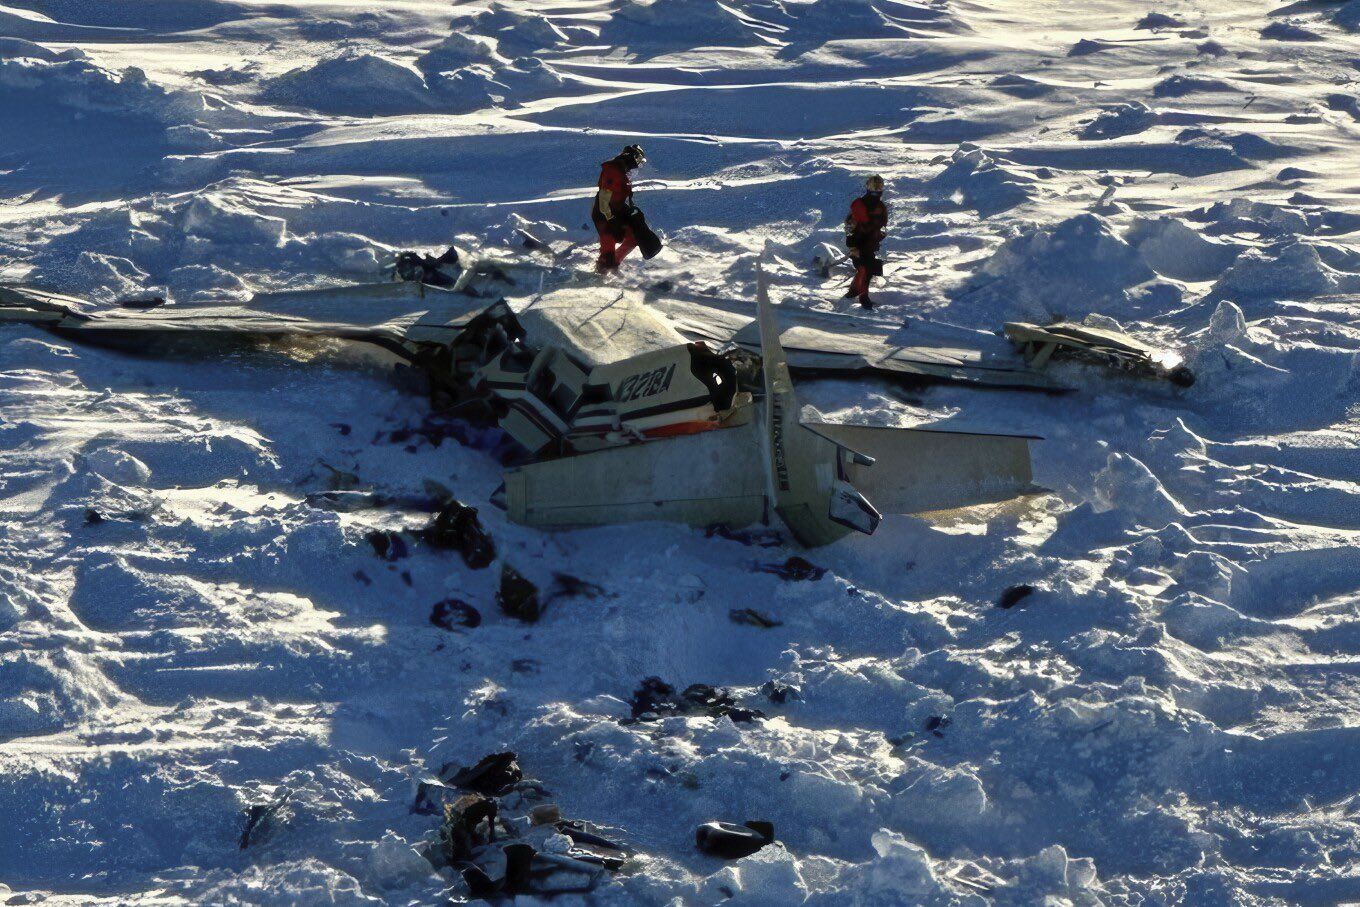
[{"left": 2, "top": 0, "right": 1360, "bottom": 904}]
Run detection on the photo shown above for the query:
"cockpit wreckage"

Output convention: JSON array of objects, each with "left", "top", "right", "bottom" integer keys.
[{"left": 0, "top": 247, "right": 1191, "bottom": 547}]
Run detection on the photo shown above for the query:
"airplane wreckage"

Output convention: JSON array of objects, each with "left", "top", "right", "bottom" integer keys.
[{"left": 0, "top": 246, "right": 1193, "bottom": 547}]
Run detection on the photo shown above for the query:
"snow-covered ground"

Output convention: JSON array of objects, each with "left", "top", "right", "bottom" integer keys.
[{"left": 3, "top": 0, "right": 1360, "bottom": 903}]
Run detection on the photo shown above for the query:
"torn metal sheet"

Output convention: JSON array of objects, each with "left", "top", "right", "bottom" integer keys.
[{"left": 1004, "top": 319, "right": 1194, "bottom": 387}]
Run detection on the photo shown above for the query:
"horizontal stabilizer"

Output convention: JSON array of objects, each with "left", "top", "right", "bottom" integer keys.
[{"left": 804, "top": 422, "right": 1039, "bottom": 514}]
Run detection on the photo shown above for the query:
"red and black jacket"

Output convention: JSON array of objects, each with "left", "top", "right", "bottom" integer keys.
[
  {"left": 846, "top": 193, "right": 888, "bottom": 248},
  {"left": 593, "top": 158, "right": 634, "bottom": 222}
]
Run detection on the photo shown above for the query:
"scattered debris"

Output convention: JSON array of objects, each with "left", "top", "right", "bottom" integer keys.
[
  {"left": 926, "top": 715, "right": 951, "bottom": 737},
  {"left": 498, "top": 565, "right": 541, "bottom": 622},
  {"left": 1004, "top": 318, "right": 1195, "bottom": 387},
  {"left": 705, "top": 524, "right": 784, "bottom": 548},
  {"left": 755, "top": 556, "right": 826, "bottom": 582},
  {"left": 1136, "top": 11, "right": 1184, "bottom": 30},
  {"left": 239, "top": 789, "right": 291, "bottom": 849},
  {"left": 421, "top": 753, "right": 630, "bottom": 897},
  {"left": 695, "top": 820, "right": 775, "bottom": 859},
  {"left": 358, "top": 499, "right": 497, "bottom": 568},
  {"left": 439, "top": 793, "right": 499, "bottom": 863},
  {"left": 394, "top": 246, "right": 461, "bottom": 287},
  {"left": 759, "top": 680, "right": 802, "bottom": 704},
  {"left": 430, "top": 598, "right": 482, "bottom": 631},
  {"left": 81, "top": 505, "right": 151, "bottom": 525},
  {"left": 530, "top": 804, "right": 562, "bottom": 826},
  {"left": 729, "top": 607, "right": 783, "bottom": 629},
  {"left": 419, "top": 499, "right": 496, "bottom": 569},
  {"left": 442, "top": 751, "right": 523, "bottom": 796},
  {"left": 888, "top": 732, "right": 917, "bottom": 749},
  {"left": 411, "top": 781, "right": 449, "bottom": 816},
  {"left": 997, "top": 584, "right": 1036, "bottom": 609},
  {"left": 366, "top": 529, "right": 409, "bottom": 561},
  {"left": 625, "top": 677, "right": 764, "bottom": 724},
  {"left": 545, "top": 573, "right": 605, "bottom": 602}
]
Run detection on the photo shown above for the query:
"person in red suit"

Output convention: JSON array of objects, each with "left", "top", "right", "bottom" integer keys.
[
  {"left": 592, "top": 144, "right": 646, "bottom": 273},
  {"left": 844, "top": 174, "right": 888, "bottom": 308}
]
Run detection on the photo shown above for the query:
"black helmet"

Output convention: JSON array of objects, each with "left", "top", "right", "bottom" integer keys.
[{"left": 619, "top": 144, "right": 646, "bottom": 169}]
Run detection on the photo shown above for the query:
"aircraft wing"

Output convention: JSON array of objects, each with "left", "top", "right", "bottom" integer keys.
[
  {"left": 650, "top": 293, "right": 1058, "bottom": 391},
  {"left": 0, "top": 282, "right": 488, "bottom": 348}
]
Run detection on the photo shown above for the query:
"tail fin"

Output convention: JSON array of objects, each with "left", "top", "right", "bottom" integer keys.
[{"left": 757, "top": 266, "right": 881, "bottom": 546}]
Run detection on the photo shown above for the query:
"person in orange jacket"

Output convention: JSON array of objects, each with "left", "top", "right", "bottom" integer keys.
[
  {"left": 592, "top": 144, "right": 647, "bottom": 273},
  {"left": 844, "top": 174, "right": 888, "bottom": 308}
]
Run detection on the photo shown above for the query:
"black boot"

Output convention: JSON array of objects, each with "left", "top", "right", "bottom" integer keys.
[{"left": 858, "top": 294, "right": 874, "bottom": 309}]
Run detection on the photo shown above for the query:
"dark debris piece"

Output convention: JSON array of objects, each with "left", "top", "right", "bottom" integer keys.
[
  {"left": 695, "top": 820, "right": 775, "bottom": 859},
  {"left": 82, "top": 506, "right": 148, "bottom": 525},
  {"left": 411, "top": 778, "right": 453, "bottom": 815},
  {"left": 626, "top": 677, "right": 764, "bottom": 724},
  {"left": 926, "top": 715, "right": 951, "bottom": 738},
  {"left": 546, "top": 573, "right": 605, "bottom": 602},
  {"left": 418, "top": 500, "right": 496, "bottom": 570},
  {"left": 555, "top": 820, "right": 629, "bottom": 869},
  {"left": 498, "top": 565, "right": 541, "bottom": 623},
  {"left": 439, "top": 793, "right": 499, "bottom": 863},
  {"left": 430, "top": 598, "right": 482, "bottom": 631},
  {"left": 997, "top": 584, "right": 1036, "bottom": 609},
  {"left": 759, "top": 680, "right": 802, "bottom": 704},
  {"left": 441, "top": 751, "right": 523, "bottom": 796},
  {"left": 704, "top": 524, "right": 784, "bottom": 548},
  {"left": 366, "top": 529, "right": 409, "bottom": 561},
  {"left": 424, "top": 757, "right": 625, "bottom": 898},
  {"left": 729, "top": 607, "right": 782, "bottom": 629},
  {"left": 755, "top": 556, "right": 826, "bottom": 582},
  {"left": 385, "top": 411, "right": 487, "bottom": 449},
  {"left": 239, "top": 789, "right": 291, "bottom": 849}
]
